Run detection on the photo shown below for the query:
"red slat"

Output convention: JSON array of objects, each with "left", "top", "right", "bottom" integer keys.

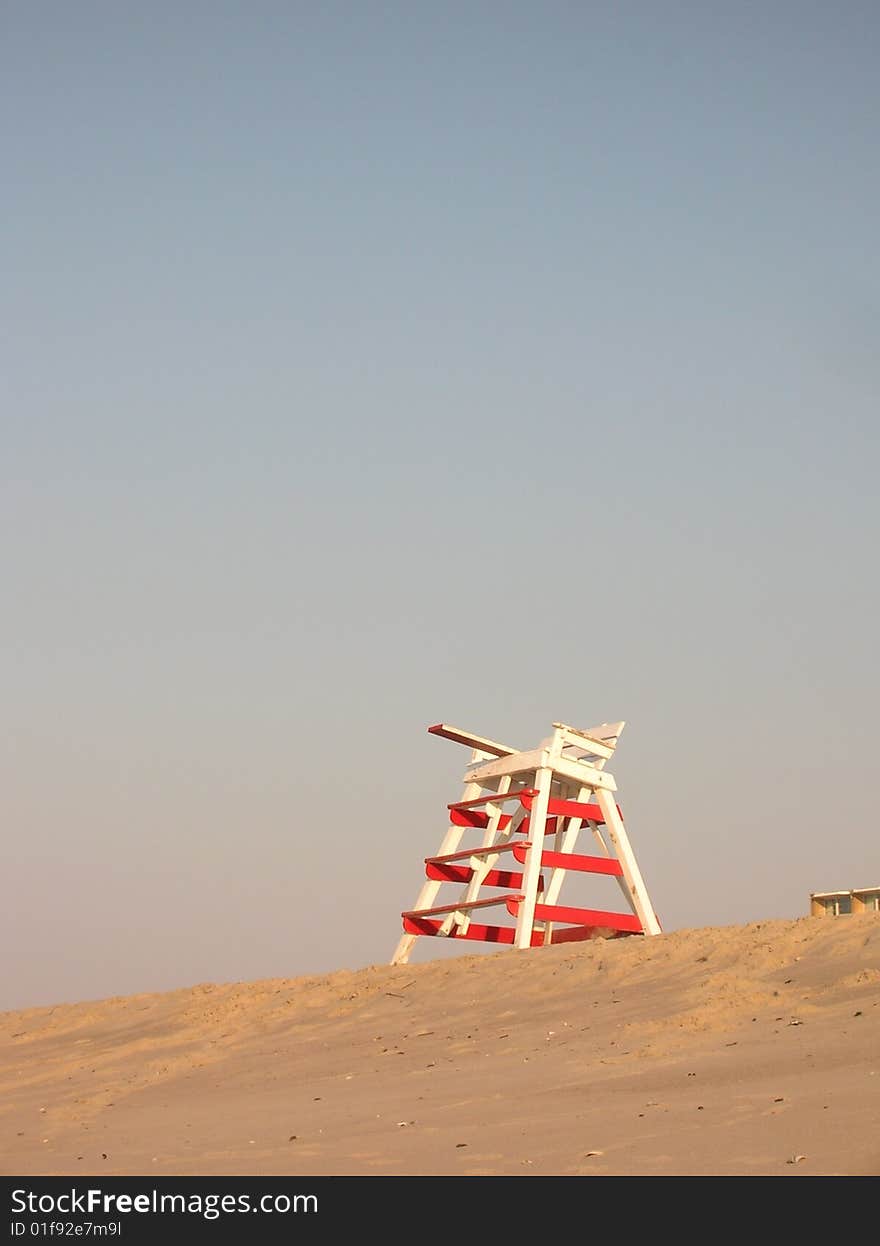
[
  {"left": 404, "top": 893, "right": 523, "bottom": 920},
  {"left": 449, "top": 808, "right": 513, "bottom": 830},
  {"left": 401, "top": 916, "right": 634, "bottom": 946},
  {"left": 402, "top": 917, "right": 543, "bottom": 947},
  {"left": 545, "top": 924, "right": 630, "bottom": 944},
  {"left": 425, "top": 863, "right": 539, "bottom": 891},
  {"left": 505, "top": 897, "right": 642, "bottom": 932},
  {"left": 448, "top": 808, "right": 560, "bottom": 835},
  {"left": 520, "top": 792, "right": 620, "bottom": 823},
  {"left": 427, "top": 842, "right": 523, "bottom": 864},
  {"left": 449, "top": 789, "right": 537, "bottom": 810},
  {"left": 510, "top": 843, "right": 623, "bottom": 875},
  {"left": 522, "top": 815, "right": 559, "bottom": 838}
]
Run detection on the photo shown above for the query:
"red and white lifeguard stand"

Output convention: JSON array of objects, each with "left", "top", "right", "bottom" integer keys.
[{"left": 392, "top": 720, "right": 661, "bottom": 965}]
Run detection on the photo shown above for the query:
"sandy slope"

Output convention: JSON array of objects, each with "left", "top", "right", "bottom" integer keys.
[{"left": 2, "top": 915, "right": 879, "bottom": 1176}]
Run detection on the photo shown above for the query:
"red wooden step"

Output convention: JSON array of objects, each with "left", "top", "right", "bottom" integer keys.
[
  {"left": 449, "top": 807, "right": 564, "bottom": 835},
  {"left": 510, "top": 843, "right": 623, "bottom": 876},
  {"left": 448, "top": 792, "right": 620, "bottom": 831},
  {"left": 521, "top": 792, "right": 621, "bottom": 824},
  {"left": 403, "top": 893, "right": 523, "bottom": 920},
  {"left": 427, "top": 842, "right": 523, "bottom": 864},
  {"left": 402, "top": 916, "right": 540, "bottom": 946},
  {"left": 505, "top": 898, "right": 643, "bottom": 933},
  {"left": 501, "top": 815, "right": 561, "bottom": 838},
  {"left": 449, "top": 808, "right": 515, "bottom": 830},
  {"left": 425, "top": 863, "right": 540, "bottom": 891},
  {"left": 448, "top": 789, "right": 537, "bottom": 810},
  {"left": 544, "top": 923, "right": 631, "bottom": 944},
  {"left": 401, "top": 916, "right": 632, "bottom": 945}
]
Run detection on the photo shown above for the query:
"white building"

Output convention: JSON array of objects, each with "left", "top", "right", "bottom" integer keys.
[{"left": 810, "top": 886, "right": 880, "bottom": 916}]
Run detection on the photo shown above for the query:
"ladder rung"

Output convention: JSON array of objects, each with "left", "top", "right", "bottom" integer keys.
[
  {"left": 449, "top": 808, "right": 514, "bottom": 830},
  {"left": 510, "top": 843, "right": 623, "bottom": 875},
  {"left": 401, "top": 916, "right": 616, "bottom": 946},
  {"left": 522, "top": 793, "right": 615, "bottom": 823},
  {"left": 448, "top": 789, "right": 537, "bottom": 810},
  {"left": 403, "top": 916, "right": 519, "bottom": 943},
  {"left": 505, "top": 897, "right": 643, "bottom": 933},
  {"left": 404, "top": 893, "right": 524, "bottom": 920},
  {"left": 426, "top": 863, "right": 538, "bottom": 891},
  {"left": 427, "top": 842, "right": 527, "bottom": 865}
]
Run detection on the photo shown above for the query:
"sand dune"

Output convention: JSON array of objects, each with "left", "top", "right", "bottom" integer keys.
[{"left": 2, "top": 915, "right": 879, "bottom": 1176}]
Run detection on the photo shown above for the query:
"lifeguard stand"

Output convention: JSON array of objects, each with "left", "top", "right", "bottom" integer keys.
[{"left": 392, "top": 720, "right": 661, "bottom": 965}]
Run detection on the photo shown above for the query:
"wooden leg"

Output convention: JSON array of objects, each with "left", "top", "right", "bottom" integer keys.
[
  {"left": 541, "top": 784, "right": 590, "bottom": 944},
  {"left": 391, "top": 760, "right": 488, "bottom": 964},
  {"left": 391, "top": 819, "right": 467, "bottom": 964},
  {"left": 594, "top": 787, "right": 661, "bottom": 935},
  {"left": 514, "top": 767, "right": 552, "bottom": 948}
]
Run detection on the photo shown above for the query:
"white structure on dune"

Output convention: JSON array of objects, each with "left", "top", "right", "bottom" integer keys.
[{"left": 393, "top": 718, "right": 661, "bottom": 966}]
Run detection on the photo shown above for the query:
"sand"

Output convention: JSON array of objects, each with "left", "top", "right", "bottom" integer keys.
[{"left": 2, "top": 915, "right": 878, "bottom": 1177}]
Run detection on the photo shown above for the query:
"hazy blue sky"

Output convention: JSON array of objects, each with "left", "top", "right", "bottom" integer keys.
[{"left": 3, "top": 3, "right": 878, "bottom": 1009}]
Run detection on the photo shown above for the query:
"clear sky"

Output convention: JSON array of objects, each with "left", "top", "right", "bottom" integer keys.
[{"left": 3, "top": 3, "right": 878, "bottom": 1009}]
